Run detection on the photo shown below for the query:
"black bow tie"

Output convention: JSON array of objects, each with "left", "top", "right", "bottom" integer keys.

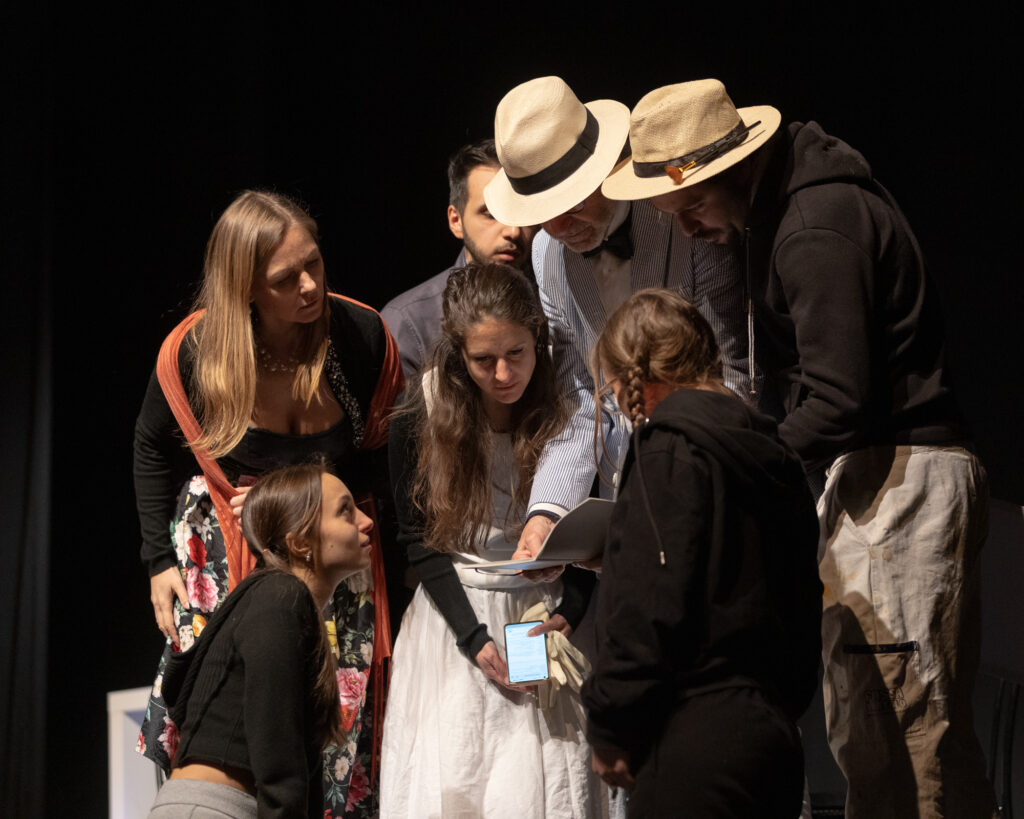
[{"left": 582, "top": 206, "right": 633, "bottom": 260}]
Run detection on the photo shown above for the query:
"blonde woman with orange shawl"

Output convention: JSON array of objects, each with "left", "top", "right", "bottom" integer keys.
[{"left": 132, "top": 190, "right": 402, "bottom": 818}]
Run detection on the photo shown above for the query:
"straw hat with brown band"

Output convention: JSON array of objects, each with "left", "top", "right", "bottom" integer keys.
[
  {"left": 484, "top": 76, "right": 630, "bottom": 227},
  {"left": 602, "top": 79, "right": 781, "bottom": 201}
]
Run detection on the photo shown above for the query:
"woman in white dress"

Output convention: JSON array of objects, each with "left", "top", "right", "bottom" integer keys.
[{"left": 381, "top": 263, "right": 606, "bottom": 818}]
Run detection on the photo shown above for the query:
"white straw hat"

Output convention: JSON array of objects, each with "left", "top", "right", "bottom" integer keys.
[
  {"left": 603, "top": 79, "right": 780, "bottom": 200},
  {"left": 484, "top": 76, "right": 630, "bottom": 226}
]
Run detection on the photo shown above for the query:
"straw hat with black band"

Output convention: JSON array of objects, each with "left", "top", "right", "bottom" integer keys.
[
  {"left": 602, "top": 79, "right": 781, "bottom": 201},
  {"left": 484, "top": 76, "right": 630, "bottom": 227}
]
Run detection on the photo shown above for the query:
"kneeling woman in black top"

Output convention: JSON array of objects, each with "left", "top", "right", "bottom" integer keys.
[
  {"left": 149, "top": 463, "right": 373, "bottom": 819},
  {"left": 581, "top": 290, "right": 823, "bottom": 818}
]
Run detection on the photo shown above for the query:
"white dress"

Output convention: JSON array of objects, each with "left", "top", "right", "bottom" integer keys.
[{"left": 380, "top": 434, "right": 607, "bottom": 819}]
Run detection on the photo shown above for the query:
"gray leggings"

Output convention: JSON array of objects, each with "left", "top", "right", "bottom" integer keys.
[{"left": 148, "top": 778, "right": 256, "bottom": 818}]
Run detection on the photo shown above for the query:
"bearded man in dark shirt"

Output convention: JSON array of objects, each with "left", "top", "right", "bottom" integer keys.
[{"left": 602, "top": 78, "right": 996, "bottom": 819}]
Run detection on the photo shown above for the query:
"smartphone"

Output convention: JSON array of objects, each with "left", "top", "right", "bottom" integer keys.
[{"left": 504, "top": 621, "right": 549, "bottom": 684}]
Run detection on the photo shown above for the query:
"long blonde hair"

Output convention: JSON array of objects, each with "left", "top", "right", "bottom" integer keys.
[
  {"left": 191, "top": 190, "right": 331, "bottom": 457},
  {"left": 592, "top": 288, "right": 729, "bottom": 428}
]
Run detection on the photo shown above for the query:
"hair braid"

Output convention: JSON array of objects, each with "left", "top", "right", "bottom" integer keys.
[
  {"left": 625, "top": 365, "right": 647, "bottom": 426},
  {"left": 591, "top": 288, "right": 732, "bottom": 469}
]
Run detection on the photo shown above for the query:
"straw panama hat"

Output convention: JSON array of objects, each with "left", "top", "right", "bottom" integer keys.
[
  {"left": 602, "top": 79, "right": 781, "bottom": 201},
  {"left": 484, "top": 76, "right": 630, "bottom": 226}
]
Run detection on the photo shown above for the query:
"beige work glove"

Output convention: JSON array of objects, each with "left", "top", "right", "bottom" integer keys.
[{"left": 520, "top": 603, "right": 591, "bottom": 710}]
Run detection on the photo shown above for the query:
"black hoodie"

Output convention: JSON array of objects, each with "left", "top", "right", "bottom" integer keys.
[
  {"left": 582, "top": 388, "right": 821, "bottom": 753},
  {"left": 747, "top": 122, "right": 964, "bottom": 472}
]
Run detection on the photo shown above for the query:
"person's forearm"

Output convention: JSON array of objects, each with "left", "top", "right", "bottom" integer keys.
[{"left": 407, "top": 541, "right": 490, "bottom": 656}]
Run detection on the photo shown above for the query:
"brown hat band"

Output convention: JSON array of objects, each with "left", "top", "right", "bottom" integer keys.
[
  {"left": 631, "top": 118, "right": 760, "bottom": 181},
  {"left": 507, "top": 110, "right": 600, "bottom": 196}
]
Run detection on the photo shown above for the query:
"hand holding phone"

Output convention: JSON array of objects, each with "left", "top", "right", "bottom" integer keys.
[
  {"left": 504, "top": 621, "right": 550, "bottom": 684},
  {"left": 475, "top": 642, "right": 515, "bottom": 691}
]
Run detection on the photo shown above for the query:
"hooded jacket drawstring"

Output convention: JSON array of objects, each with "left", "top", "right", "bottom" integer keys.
[
  {"left": 629, "top": 420, "right": 667, "bottom": 566},
  {"left": 744, "top": 226, "right": 757, "bottom": 403}
]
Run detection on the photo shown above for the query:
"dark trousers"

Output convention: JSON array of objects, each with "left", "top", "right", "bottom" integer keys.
[{"left": 628, "top": 686, "right": 803, "bottom": 818}]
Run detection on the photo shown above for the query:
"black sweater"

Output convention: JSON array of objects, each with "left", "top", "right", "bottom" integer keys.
[
  {"left": 748, "top": 122, "right": 964, "bottom": 471},
  {"left": 582, "top": 389, "right": 821, "bottom": 753},
  {"left": 162, "top": 571, "right": 323, "bottom": 818}
]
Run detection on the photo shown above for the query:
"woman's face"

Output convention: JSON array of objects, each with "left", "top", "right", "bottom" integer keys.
[
  {"left": 315, "top": 474, "right": 373, "bottom": 579},
  {"left": 461, "top": 316, "right": 537, "bottom": 417},
  {"left": 250, "top": 225, "right": 325, "bottom": 334}
]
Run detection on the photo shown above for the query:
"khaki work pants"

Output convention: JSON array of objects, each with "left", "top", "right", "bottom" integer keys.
[{"left": 819, "top": 445, "right": 997, "bottom": 819}]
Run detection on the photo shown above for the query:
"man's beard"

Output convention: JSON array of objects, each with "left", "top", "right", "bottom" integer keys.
[{"left": 464, "top": 234, "right": 525, "bottom": 268}]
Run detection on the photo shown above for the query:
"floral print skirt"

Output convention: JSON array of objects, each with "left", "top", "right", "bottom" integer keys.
[{"left": 136, "top": 476, "right": 378, "bottom": 817}]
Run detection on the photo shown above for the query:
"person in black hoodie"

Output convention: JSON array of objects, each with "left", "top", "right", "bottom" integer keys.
[
  {"left": 581, "top": 289, "right": 821, "bottom": 817},
  {"left": 601, "top": 80, "right": 995, "bottom": 818}
]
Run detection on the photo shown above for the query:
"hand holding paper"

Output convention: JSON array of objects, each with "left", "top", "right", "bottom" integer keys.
[{"left": 475, "top": 498, "right": 614, "bottom": 574}]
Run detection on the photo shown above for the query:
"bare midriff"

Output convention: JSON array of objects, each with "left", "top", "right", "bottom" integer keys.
[{"left": 170, "top": 762, "right": 256, "bottom": 796}]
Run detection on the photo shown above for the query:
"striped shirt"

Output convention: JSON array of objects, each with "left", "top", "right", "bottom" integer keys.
[{"left": 529, "top": 199, "right": 746, "bottom": 516}]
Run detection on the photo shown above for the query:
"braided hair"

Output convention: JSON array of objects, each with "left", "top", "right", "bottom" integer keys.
[{"left": 592, "top": 288, "right": 728, "bottom": 428}]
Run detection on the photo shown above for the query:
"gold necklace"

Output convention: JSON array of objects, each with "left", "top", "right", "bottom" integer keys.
[{"left": 254, "top": 334, "right": 301, "bottom": 373}]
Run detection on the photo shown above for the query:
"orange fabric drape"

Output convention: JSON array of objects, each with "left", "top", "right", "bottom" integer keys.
[
  {"left": 155, "top": 309, "right": 255, "bottom": 590},
  {"left": 332, "top": 292, "right": 405, "bottom": 451},
  {"left": 330, "top": 293, "right": 405, "bottom": 784}
]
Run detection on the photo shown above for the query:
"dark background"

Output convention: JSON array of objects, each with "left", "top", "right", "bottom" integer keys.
[{"left": 4, "top": 2, "right": 1022, "bottom": 815}]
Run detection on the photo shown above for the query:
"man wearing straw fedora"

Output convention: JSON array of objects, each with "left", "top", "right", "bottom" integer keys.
[
  {"left": 484, "top": 76, "right": 746, "bottom": 557},
  {"left": 602, "top": 78, "right": 995, "bottom": 818}
]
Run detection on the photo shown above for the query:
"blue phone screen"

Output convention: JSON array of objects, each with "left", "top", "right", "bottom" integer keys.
[{"left": 504, "top": 621, "right": 549, "bottom": 683}]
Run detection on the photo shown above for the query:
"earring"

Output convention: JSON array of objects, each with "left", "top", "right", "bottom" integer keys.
[{"left": 305, "top": 552, "right": 312, "bottom": 564}]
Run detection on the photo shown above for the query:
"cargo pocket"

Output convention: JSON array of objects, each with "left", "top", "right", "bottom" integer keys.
[{"left": 842, "top": 640, "right": 929, "bottom": 739}]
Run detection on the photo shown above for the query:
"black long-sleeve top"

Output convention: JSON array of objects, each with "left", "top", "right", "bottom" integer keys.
[
  {"left": 748, "top": 122, "right": 965, "bottom": 471},
  {"left": 162, "top": 570, "right": 324, "bottom": 819}
]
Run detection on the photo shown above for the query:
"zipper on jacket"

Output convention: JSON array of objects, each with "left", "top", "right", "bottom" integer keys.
[{"left": 745, "top": 226, "right": 757, "bottom": 403}]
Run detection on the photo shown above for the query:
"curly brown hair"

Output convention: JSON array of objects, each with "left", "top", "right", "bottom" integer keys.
[{"left": 408, "top": 263, "right": 568, "bottom": 554}]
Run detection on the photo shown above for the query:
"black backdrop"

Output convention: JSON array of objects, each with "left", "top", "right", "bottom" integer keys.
[{"left": 3, "top": 2, "right": 1022, "bottom": 815}]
